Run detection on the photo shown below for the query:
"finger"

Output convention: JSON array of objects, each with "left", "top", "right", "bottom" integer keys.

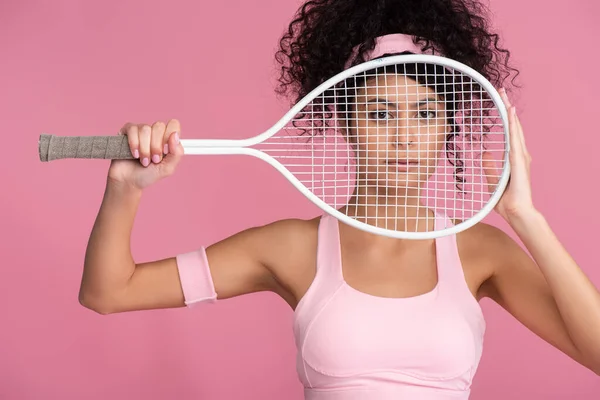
[
  {"left": 499, "top": 89, "right": 525, "bottom": 159},
  {"left": 158, "top": 131, "right": 184, "bottom": 177},
  {"left": 482, "top": 151, "right": 500, "bottom": 193},
  {"left": 514, "top": 110, "right": 530, "bottom": 160},
  {"left": 118, "top": 122, "right": 133, "bottom": 136},
  {"left": 150, "top": 121, "right": 166, "bottom": 164},
  {"left": 124, "top": 124, "right": 140, "bottom": 159},
  {"left": 499, "top": 89, "right": 515, "bottom": 151},
  {"left": 499, "top": 87, "right": 512, "bottom": 108},
  {"left": 167, "top": 130, "right": 183, "bottom": 158},
  {"left": 507, "top": 107, "right": 532, "bottom": 181},
  {"left": 138, "top": 124, "right": 152, "bottom": 167},
  {"left": 164, "top": 119, "right": 182, "bottom": 155},
  {"left": 508, "top": 106, "right": 522, "bottom": 156},
  {"left": 510, "top": 107, "right": 529, "bottom": 165}
]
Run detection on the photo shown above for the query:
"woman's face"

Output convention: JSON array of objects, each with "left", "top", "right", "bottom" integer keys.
[{"left": 346, "top": 74, "right": 450, "bottom": 191}]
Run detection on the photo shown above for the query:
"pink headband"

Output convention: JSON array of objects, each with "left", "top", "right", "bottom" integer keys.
[{"left": 344, "top": 33, "right": 440, "bottom": 69}]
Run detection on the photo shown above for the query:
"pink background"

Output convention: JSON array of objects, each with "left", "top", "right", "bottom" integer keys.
[{"left": 2, "top": 0, "right": 599, "bottom": 398}]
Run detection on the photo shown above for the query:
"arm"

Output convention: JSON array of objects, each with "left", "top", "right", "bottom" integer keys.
[
  {"left": 79, "top": 178, "right": 287, "bottom": 314},
  {"left": 80, "top": 120, "right": 299, "bottom": 315},
  {"left": 480, "top": 90, "right": 600, "bottom": 375},
  {"left": 479, "top": 220, "right": 600, "bottom": 375}
]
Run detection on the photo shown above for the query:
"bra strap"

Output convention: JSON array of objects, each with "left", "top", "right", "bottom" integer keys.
[{"left": 316, "top": 213, "right": 345, "bottom": 283}]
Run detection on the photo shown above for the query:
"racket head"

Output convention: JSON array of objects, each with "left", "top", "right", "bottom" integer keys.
[{"left": 252, "top": 54, "right": 511, "bottom": 239}]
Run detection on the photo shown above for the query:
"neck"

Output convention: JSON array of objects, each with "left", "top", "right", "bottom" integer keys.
[{"left": 341, "top": 185, "right": 436, "bottom": 232}]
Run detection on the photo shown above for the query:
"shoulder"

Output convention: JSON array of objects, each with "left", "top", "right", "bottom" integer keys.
[
  {"left": 263, "top": 216, "right": 321, "bottom": 256},
  {"left": 249, "top": 217, "right": 320, "bottom": 249},
  {"left": 248, "top": 216, "right": 321, "bottom": 305},
  {"left": 203, "top": 216, "right": 321, "bottom": 306},
  {"left": 456, "top": 220, "right": 527, "bottom": 297},
  {"left": 456, "top": 220, "right": 516, "bottom": 256}
]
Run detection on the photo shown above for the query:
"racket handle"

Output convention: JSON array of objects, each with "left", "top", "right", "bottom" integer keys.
[{"left": 38, "top": 134, "right": 134, "bottom": 162}]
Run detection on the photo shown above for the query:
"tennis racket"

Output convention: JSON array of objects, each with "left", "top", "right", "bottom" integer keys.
[{"left": 38, "top": 54, "right": 510, "bottom": 239}]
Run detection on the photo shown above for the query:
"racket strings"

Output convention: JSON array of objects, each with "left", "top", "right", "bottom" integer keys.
[{"left": 256, "top": 61, "right": 506, "bottom": 232}]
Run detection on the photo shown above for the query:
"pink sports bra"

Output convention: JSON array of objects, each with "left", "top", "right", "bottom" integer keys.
[
  {"left": 176, "top": 212, "right": 486, "bottom": 399},
  {"left": 292, "top": 213, "right": 486, "bottom": 399}
]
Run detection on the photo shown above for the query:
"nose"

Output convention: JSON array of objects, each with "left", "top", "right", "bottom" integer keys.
[{"left": 391, "top": 112, "right": 415, "bottom": 147}]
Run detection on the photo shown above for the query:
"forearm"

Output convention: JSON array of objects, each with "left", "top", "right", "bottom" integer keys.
[
  {"left": 511, "top": 210, "right": 600, "bottom": 364},
  {"left": 80, "top": 178, "right": 143, "bottom": 307}
]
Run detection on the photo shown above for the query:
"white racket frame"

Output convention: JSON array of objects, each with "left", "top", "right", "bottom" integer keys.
[{"left": 178, "top": 54, "right": 511, "bottom": 239}]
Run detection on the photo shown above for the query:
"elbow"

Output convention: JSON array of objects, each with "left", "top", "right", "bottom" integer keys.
[
  {"left": 584, "top": 353, "right": 600, "bottom": 376},
  {"left": 591, "top": 347, "right": 600, "bottom": 376},
  {"left": 78, "top": 290, "right": 117, "bottom": 315},
  {"left": 593, "top": 362, "right": 600, "bottom": 377}
]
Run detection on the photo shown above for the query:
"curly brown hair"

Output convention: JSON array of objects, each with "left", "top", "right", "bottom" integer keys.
[
  {"left": 274, "top": 0, "right": 519, "bottom": 192},
  {"left": 274, "top": 0, "right": 520, "bottom": 105}
]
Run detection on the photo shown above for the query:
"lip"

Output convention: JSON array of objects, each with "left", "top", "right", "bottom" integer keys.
[
  {"left": 386, "top": 159, "right": 419, "bottom": 172},
  {"left": 386, "top": 160, "right": 419, "bottom": 165}
]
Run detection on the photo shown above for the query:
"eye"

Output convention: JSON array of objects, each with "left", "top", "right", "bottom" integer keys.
[
  {"left": 370, "top": 111, "right": 393, "bottom": 120},
  {"left": 419, "top": 110, "right": 437, "bottom": 119}
]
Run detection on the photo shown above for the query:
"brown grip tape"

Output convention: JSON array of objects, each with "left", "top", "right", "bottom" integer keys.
[{"left": 38, "top": 134, "right": 134, "bottom": 162}]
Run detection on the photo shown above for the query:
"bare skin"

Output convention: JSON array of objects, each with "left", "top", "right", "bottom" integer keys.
[{"left": 79, "top": 86, "right": 600, "bottom": 378}]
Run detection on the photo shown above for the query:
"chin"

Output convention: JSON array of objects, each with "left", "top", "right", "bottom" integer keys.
[{"left": 369, "top": 181, "right": 421, "bottom": 191}]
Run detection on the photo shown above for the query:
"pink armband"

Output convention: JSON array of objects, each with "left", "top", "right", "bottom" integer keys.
[{"left": 176, "top": 247, "right": 217, "bottom": 307}]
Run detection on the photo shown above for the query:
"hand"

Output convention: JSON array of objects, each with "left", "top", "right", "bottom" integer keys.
[
  {"left": 107, "top": 119, "right": 184, "bottom": 190},
  {"left": 482, "top": 88, "right": 535, "bottom": 223}
]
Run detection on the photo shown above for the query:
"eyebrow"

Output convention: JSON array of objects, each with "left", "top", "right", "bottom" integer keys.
[{"left": 365, "top": 97, "right": 441, "bottom": 108}]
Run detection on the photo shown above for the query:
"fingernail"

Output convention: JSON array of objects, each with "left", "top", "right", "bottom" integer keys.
[
  {"left": 173, "top": 131, "right": 180, "bottom": 144},
  {"left": 163, "top": 144, "right": 169, "bottom": 154},
  {"left": 142, "top": 157, "right": 149, "bottom": 167},
  {"left": 152, "top": 154, "right": 160, "bottom": 164},
  {"left": 133, "top": 149, "right": 139, "bottom": 159}
]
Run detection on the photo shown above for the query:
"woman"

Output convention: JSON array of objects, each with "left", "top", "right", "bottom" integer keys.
[{"left": 79, "top": 0, "right": 600, "bottom": 398}]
